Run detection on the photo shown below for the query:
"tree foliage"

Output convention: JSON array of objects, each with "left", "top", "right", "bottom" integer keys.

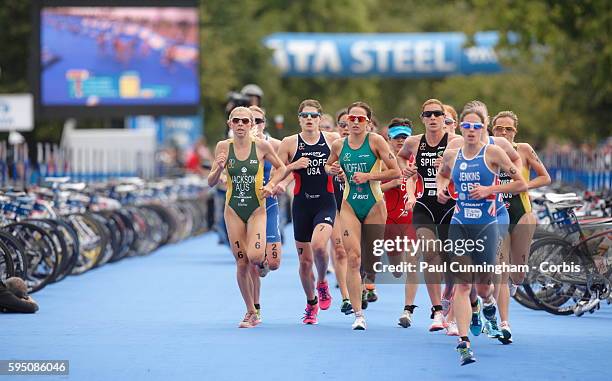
[{"left": 0, "top": 0, "right": 609, "bottom": 147}]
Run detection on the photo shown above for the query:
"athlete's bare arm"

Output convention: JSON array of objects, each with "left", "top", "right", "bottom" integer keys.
[
  {"left": 518, "top": 143, "right": 551, "bottom": 189},
  {"left": 272, "top": 135, "right": 298, "bottom": 194},
  {"left": 436, "top": 148, "right": 458, "bottom": 204},
  {"left": 324, "top": 138, "right": 344, "bottom": 176},
  {"left": 379, "top": 162, "right": 402, "bottom": 192},
  {"left": 207, "top": 140, "right": 229, "bottom": 187},
  {"left": 493, "top": 136, "right": 523, "bottom": 172},
  {"left": 397, "top": 135, "right": 421, "bottom": 176},
  {"left": 471, "top": 145, "right": 527, "bottom": 200},
  {"left": 258, "top": 139, "right": 287, "bottom": 182}
]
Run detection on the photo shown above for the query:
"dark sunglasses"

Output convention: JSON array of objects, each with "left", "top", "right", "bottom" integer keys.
[
  {"left": 444, "top": 118, "right": 456, "bottom": 126},
  {"left": 298, "top": 112, "right": 321, "bottom": 119},
  {"left": 338, "top": 122, "right": 348, "bottom": 128},
  {"left": 231, "top": 117, "right": 251, "bottom": 125},
  {"left": 421, "top": 110, "right": 445, "bottom": 118},
  {"left": 460, "top": 122, "right": 484, "bottom": 130},
  {"left": 347, "top": 115, "right": 369, "bottom": 123},
  {"left": 254, "top": 118, "right": 266, "bottom": 125}
]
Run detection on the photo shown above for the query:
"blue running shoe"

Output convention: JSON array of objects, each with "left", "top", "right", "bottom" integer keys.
[
  {"left": 456, "top": 341, "right": 476, "bottom": 366},
  {"left": 483, "top": 304, "right": 502, "bottom": 338},
  {"left": 469, "top": 298, "right": 483, "bottom": 336}
]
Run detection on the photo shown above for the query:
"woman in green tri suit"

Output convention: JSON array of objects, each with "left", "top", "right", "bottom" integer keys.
[
  {"left": 325, "top": 101, "right": 401, "bottom": 330},
  {"left": 208, "top": 106, "right": 287, "bottom": 329}
]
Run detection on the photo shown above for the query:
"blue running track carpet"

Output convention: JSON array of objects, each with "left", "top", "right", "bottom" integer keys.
[{"left": 3, "top": 226, "right": 610, "bottom": 380}]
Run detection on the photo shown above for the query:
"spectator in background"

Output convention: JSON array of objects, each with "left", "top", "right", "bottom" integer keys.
[
  {"left": 185, "top": 137, "right": 214, "bottom": 175},
  {"left": 241, "top": 84, "right": 264, "bottom": 107},
  {"left": 0, "top": 278, "right": 38, "bottom": 313}
]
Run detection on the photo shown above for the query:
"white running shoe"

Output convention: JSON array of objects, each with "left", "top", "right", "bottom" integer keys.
[
  {"left": 352, "top": 312, "right": 367, "bottom": 330},
  {"left": 429, "top": 311, "right": 446, "bottom": 332},
  {"left": 398, "top": 310, "right": 413, "bottom": 328},
  {"left": 446, "top": 320, "right": 459, "bottom": 336}
]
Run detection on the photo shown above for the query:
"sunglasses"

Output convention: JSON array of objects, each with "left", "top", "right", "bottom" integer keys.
[
  {"left": 347, "top": 115, "right": 369, "bottom": 123},
  {"left": 493, "top": 125, "right": 517, "bottom": 133},
  {"left": 254, "top": 118, "right": 266, "bottom": 125},
  {"left": 444, "top": 118, "right": 456, "bottom": 126},
  {"left": 298, "top": 112, "right": 321, "bottom": 119},
  {"left": 421, "top": 110, "right": 445, "bottom": 118},
  {"left": 231, "top": 117, "right": 251, "bottom": 125},
  {"left": 460, "top": 122, "right": 484, "bottom": 130},
  {"left": 338, "top": 122, "right": 348, "bottom": 128}
]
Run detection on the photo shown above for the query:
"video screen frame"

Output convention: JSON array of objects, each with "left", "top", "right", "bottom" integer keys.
[{"left": 30, "top": 0, "right": 200, "bottom": 118}]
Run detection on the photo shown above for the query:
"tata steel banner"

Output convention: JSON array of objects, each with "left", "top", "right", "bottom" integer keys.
[{"left": 263, "top": 32, "right": 503, "bottom": 77}]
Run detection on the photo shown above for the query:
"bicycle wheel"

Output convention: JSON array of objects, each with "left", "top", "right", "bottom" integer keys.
[
  {"left": 67, "top": 213, "right": 108, "bottom": 275},
  {"left": 0, "top": 238, "right": 15, "bottom": 283},
  {"left": 5, "top": 222, "right": 59, "bottom": 293},
  {"left": 523, "top": 236, "right": 587, "bottom": 315},
  {"left": 26, "top": 219, "right": 69, "bottom": 284},
  {"left": 0, "top": 230, "right": 27, "bottom": 280}
]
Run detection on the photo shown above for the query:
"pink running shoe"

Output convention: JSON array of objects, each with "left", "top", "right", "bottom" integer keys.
[
  {"left": 239, "top": 312, "right": 259, "bottom": 328},
  {"left": 317, "top": 281, "right": 332, "bottom": 310},
  {"left": 303, "top": 303, "right": 319, "bottom": 325}
]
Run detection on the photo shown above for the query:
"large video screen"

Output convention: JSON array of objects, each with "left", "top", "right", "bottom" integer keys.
[{"left": 34, "top": 2, "right": 199, "bottom": 116}]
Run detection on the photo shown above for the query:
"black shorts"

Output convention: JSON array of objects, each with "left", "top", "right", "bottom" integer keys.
[
  {"left": 412, "top": 199, "right": 455, "bottom": 241},
  {"left": 292, "top": 195, "right": 336, "bottom": 242}
]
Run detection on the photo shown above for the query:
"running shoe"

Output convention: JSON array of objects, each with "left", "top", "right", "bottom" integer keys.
[
  {"left": 361, "top": 290, "right": 368, "bottom": 310},
  {"left": 302, "top": 303, "right": 319, "bottom": 325},
  {"left": 446, "top": 320, "right": 459, "bottom": 336},
  {"left": 482, "top": 304, "right": 502, "bottom": 338},
  {"left": 341, "top": 299, "right": 353, "bottom": 315},
  {"left": 398, "top": 310, "right": 413, "bottom": 328},
  {"left": 258, "top": 260, "right": 270, "bottom": 278},
  {"left": 366, "top": 289, "right": 378, "bottom": 303},
  {"left": 238, "top": 312, "right": 259, "bottom": 328},
  {"left": 441, "top": 298, "right": 451, "bottom": 317},
  {"left": 352, "top": 312, "right": 367, "bottom": 330},
  {"left": 317, "top": 280, "right": 332, "bottom": 310},
  {"left": 470, "top": 298, "right": 483, "bottom": 336},
  {"left": 498, "top": 321, "right": 513, "bottom": 345},
  {"left": 456, "top": 341, "right": 476, "bottom": 366},
  {"left": 429, "top": 311, "right": 446, "bottom": 332}
]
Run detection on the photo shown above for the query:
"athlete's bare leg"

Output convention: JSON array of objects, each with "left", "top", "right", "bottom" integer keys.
[
  {"left": 499, "top": 212, "right": 537, "bottom": 322},
  {"left": 249, "top": 265, "right": 260, "bottom": 306},
  {"left": 331, "top": 212, "right": 349, "bottom": 299},
  {"left": 311, "top": 223, "right": 333, "bottom": 283},
  {"left": 267, "top": 242, "right": 282, "bottom": 271},
  {"left": 246, "top": 208, "right": 267, "bottom": 267},
  {"left": 296, "top": 242, "right": 316, "bottom": 301},
  {"left": 340, "top": 205, "right": 363, "bottom": 314},
  {"left": 416, "top": 227, "right": 442, "bottom": 307},
  {"left": 225, "top": 207, "right": 255, "bottom": 313}
]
